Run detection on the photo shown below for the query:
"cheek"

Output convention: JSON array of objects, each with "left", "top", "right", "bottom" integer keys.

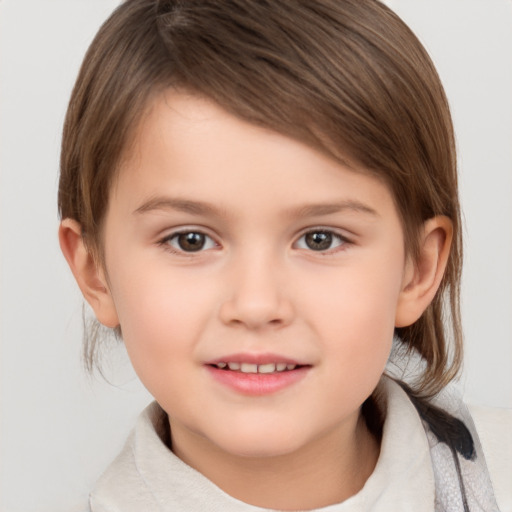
[
  {"left": 305, "top": 253, "right": 402, "bottom": 328},
  {"left": 106, "top": 261, "right": 212, "bottom": 377},
  {"left": 303, "top": 257, "right": 403, "bottom": 382}
]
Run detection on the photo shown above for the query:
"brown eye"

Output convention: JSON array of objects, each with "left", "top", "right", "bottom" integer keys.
[
  {"left": 177, "top": 232, "right": 205, "bottom": 251},
  {"left": 165, "top": 231, "right": 216, "bottom": 253},
  {"left": 295, "top": 230, "right": 347, "bottom": 252},
  {"left": 305, "top": 231, "right": 332, "bottom": 251}
]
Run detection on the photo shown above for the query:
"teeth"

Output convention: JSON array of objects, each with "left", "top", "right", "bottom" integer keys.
[
  {"left": 215, "top": 362, "right": 299, "bottom": 373},
  {"left": 240, "top": 363, "right": 258, "bottom": 373},
  {"left": 258, "top": 363, "right": 276, "bottom": 374}
]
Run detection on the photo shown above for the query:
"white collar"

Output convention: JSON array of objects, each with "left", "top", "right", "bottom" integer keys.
[{"left": 92, "top": 377, "right": 437, "bottom": 511}]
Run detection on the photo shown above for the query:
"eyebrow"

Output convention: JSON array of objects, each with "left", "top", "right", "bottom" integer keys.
[
  {"left": 134, "top": 197, "right": 223, "bottom": 216},
  {"left": 133, "top": 196, "right": 379, "bottom": 218},
  {"left": 290, "top": 201, "right": 379, "bottom": 218}
]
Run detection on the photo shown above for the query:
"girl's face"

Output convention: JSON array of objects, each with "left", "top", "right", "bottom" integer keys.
[{"left": 101, "top": 91, "right": 409, "bottom": 460}]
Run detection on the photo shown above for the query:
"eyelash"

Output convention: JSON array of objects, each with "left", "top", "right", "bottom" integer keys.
[
  {"left": 158, "top": 228, "right": 352, "bottom": 255},
  {"left": 294, "top": 229, "right": 351, "bottom": 254},
  {"left": 158, "top": 229, "right": 218, "bottom": 255}
]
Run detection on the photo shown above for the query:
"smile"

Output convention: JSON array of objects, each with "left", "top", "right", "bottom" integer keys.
[
  {"left": 205, "top": 356, "right": 310, "bottom": 395},
  {"left": 212, "top": 362, "right": 298, "bottom": 373}
]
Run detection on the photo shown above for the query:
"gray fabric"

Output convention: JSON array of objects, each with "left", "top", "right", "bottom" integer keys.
[{"left": 425, "top": 387, "right": 500, "bottom": 511}]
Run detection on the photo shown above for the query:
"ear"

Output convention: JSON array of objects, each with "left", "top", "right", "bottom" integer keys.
[
  {"left": 59, "top": 219, "right": 119, "bottom": 328},
  {"left": 395, "top": 216, "right": 453, "bottom": 327}
]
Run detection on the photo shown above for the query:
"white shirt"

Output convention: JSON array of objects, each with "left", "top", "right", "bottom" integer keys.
[{"left": 90, "top": 378, "right": 512, "bottom": 511}]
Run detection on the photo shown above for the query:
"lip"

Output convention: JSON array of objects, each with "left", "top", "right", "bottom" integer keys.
[
  {"left": 205, "top": 352, "right": 304, "bottom": 366},
  {"left": 204, "top": 352, "right": 311, "bottom": 396}
]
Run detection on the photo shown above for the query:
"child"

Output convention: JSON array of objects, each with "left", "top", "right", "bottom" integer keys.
[{"left": 58, "top": 0, "right": 510, "bottom": 510}]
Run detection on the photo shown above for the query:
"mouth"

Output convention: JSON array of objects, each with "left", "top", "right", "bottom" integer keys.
[
  {"left": 205, "top": 355, "right": 311, "bottom": 395},
  {"left": 208, "top": 362, "right": 303, "bottom": 374}
]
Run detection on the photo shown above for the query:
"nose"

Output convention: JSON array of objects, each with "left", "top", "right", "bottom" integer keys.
[{"left": 218, "top": 253, "right": 294, "bottom": 330}]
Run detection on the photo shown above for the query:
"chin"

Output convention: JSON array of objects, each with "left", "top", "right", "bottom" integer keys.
[
  {"left": 208, "top": 422, "right": 311, "bottom": 459},
  {"left": 220, "top": 439, "right": 303, "bottom": 459}
]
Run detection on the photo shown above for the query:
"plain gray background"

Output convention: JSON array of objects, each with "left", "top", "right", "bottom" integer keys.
[{"left": 1, "top": 1, "right": 511, "bottom": 511}]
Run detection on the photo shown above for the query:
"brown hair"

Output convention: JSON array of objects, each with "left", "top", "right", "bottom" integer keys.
[{"left": 59, "top": 0, "right": 462, "bottom": 397}]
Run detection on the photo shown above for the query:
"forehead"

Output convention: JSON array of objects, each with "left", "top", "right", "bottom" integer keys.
[{"left": 111, "top": 90, "right": 400, "bottom": 225}]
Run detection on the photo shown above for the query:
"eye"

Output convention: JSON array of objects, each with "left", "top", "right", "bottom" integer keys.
[
  {"left": 162, "top": 231, "right": 217, "bottom": 253},
  {"left": 295, "top": 230, "right": 347, "bottom": 252}
]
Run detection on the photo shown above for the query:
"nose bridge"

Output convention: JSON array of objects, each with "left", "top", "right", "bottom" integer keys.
[{"left": 219, "top": 244, "right": 293, "bottom": 329}]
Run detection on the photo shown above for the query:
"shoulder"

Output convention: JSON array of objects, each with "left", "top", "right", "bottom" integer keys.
[
  {"left": 89, "top": 402, "right": 164, "bottom": 512},
  {"left": 89, "top": 433, "right": 157, "bottom": 512},
  {"left": 469, "top": 404, "right": 512, "bottom": 512}
]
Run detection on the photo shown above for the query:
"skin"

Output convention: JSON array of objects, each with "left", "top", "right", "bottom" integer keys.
[{"left": 60, "top": 91, "right": 452, "bottom": 510}]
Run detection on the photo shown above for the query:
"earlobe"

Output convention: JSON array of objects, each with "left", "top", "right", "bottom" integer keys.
[
  {"left": 58, "top": 219, "right": 119, "bottom": 328},
  {"left": 395, "top": 216, "right": 453, "bottom": 327}
]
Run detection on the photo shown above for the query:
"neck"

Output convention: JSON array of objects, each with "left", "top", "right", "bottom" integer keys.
[{"left": 170, "top": 413, "right": 380, "bottom": 510}]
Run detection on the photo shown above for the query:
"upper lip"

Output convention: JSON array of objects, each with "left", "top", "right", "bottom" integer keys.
[{"left": 204, "top": 353, "right": 308, "bottom": 366}]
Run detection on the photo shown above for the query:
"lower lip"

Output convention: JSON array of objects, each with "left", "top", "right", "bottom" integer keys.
[{"left": 206, "top": 366, "right": 309, "bottom": 396}]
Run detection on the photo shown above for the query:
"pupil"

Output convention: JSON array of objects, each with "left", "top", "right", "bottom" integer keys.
[
  {"left": 306, "top": 231, "right": 332, "bottom": 251},
  {"left": 178, "top": 232, "right": 205, "bottom": 252}
]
